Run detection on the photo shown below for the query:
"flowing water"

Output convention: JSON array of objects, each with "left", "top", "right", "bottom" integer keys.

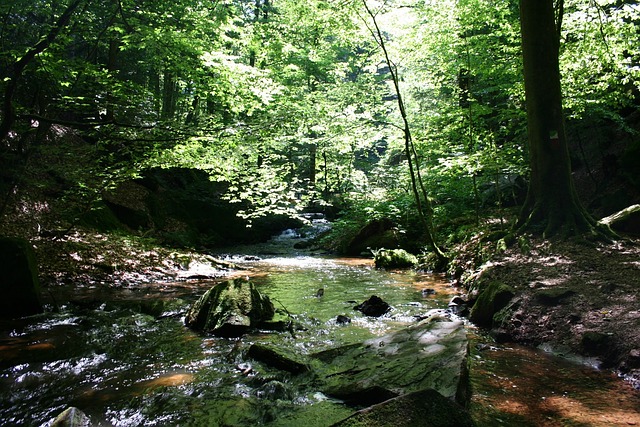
[{"left": 0, "top": 229, "right": 638, "bottom": 426}]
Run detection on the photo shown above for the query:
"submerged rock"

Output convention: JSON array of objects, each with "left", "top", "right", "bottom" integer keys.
[
  {"left": 247, "top": 343, "right": 310, "bottom": 374},
  {"left": 330, "top": 388, "right": 475, "bottom": 427},
  {"left": 184, "top": 279, "right": 275, "bottom": 337}
]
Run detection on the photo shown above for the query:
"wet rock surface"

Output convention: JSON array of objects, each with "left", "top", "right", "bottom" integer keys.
[
  {"left": 51, "top": 406, "right": 92, "bottom": 427},
  {"left": 184, "top": 278, "right": 275, "bottom": 337},
  {"left": 353, "top": 295, "right": 391, "bottom": 317},
  {"left": 312, "top": 311, "right": 470, "bottom": 406},
  {"left": 330, "top": 388, "right": 475, "bottom": 427}
]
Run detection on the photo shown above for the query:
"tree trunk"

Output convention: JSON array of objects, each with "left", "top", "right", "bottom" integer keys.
[
  {"left": 362, "top": 0, "right": 447, "bottom": 265},
  {"left": 516, "top": 0, "right": 600, "bottom": 237},
  {"left": 161, "top": 69, "right": 177, "bottom": 120}
]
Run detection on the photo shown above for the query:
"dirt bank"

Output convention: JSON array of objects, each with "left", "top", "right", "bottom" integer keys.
[{"left": 462, "top": 236, "right": 640, "bottom": 390}]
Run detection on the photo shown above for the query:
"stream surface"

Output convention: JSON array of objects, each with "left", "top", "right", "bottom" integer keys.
[{"left": 0, "top": 230, "right": 638, "bottom": 426}]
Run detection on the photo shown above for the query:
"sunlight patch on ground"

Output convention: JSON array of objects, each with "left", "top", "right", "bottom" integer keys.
[{"left": 542, "top": 395, "right": 640, "bottom": 426}]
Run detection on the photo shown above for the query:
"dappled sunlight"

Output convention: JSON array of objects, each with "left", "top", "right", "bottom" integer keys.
[
  {"left": 470, "top": 343, "right": 640, "bottom": 426},
  {"left": 542, "top": 395, "right": 640, "bottom": 426}
]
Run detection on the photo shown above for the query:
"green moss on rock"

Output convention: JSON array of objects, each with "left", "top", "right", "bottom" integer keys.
[
  {"left": 184, "top": 279, "right": 274, "bottom": 337},
  {"left": 469, "top": 281, "right": 515, "bottom": 328},
  {"left": 374, "top": 249, "right": 418, "bottom": 269},
  {"left": 330, "top": 388, "right": 475, "bottom": 427}
]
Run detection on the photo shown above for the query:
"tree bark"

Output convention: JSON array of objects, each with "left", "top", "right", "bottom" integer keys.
[{"left": 516, "top": 0, "right": 600, "bottom": 237}]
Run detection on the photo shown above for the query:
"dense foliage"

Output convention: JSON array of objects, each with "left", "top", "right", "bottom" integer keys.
[{"left": 1, "top": 0, "right": 638, "bottom": 249}]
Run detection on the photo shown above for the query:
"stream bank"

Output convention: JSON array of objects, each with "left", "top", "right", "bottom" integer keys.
[{"left": 457, "top": 235, "right": 640, "bottom": 391}]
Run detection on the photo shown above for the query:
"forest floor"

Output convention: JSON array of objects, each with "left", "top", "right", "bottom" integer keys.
[{"left": 459, "top": 235, "right": 640, "bottom": 390}]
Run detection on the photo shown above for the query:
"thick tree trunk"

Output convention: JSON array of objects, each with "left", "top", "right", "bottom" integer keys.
[{"left": 517, "top": 0, "right": 599, "bottom": 237}]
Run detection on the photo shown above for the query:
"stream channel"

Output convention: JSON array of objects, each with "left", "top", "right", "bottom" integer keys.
[{"left": 1, "top": 227, "right": 639, "bottom": 426}]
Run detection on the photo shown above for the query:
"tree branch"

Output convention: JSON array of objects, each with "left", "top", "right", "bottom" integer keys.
[{"left": 0, "top": 0, "right": 87, "bottom": 142}]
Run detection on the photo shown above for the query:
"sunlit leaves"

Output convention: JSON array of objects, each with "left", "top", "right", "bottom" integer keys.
[{"left": 560, "top": 0, "right": 640, "bottom": 119}]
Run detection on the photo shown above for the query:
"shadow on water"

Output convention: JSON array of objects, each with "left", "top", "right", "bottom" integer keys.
[
  {"left": 0, "top": 228, "right": 638, "bottom": 425},
  {"left": 469, "top": 339, "right": 640, "bottom": 426}
]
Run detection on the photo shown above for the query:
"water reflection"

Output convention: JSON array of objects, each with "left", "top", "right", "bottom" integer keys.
[
  {"left": 0, "top": 254, "right": 453, "bottom": 426},
  {"left": 470, "top": 340, "right": 640, "bottom": 426}
]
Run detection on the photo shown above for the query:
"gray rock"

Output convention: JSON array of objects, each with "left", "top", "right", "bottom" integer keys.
[{"left": 51, "top": 407, "right": 92, "bottom": 427}]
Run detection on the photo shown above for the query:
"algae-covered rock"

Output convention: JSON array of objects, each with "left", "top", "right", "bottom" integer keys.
[
  {"left": 374, "top": 249, "right": 418, "bottom": 269},
  {"left": 313, "top": 311, "right": 470, "bottom": 406},
  {"left": 184, "top": 279, "right": 275, "bottom": 337},
  {"left": 469, "top": 281, "right": 515, "bottom": 328},
  {"left": 330, "top": 388, "right": 475, "bottom": 427},
  {"left": 0, "top": 237, "right": 43, "bottom": 319}
]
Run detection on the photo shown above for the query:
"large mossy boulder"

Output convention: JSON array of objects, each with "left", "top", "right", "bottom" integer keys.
[
  {"left": 469, "top": 281, "right": 515, "bottom": 328},
  {"left": 313, "top": 311, "right": 470, "bottom": 406},
  {"left": 330, "top": 388, "right": 475, "bottom": 427},
  {"left": 0, "top": 237, "right": 43, "bottom": 319},
  {"left": 51, "top": 407, "right": 92, "bottom": 427},
  {"left": 374, "top": 249, "right": 418, "bottom": 269},
  {"left": 184, "top": 279, "right": 275, "bottom": 337},
  {"left": 345, "top": 219, "right": 401, "bottom": 256}
]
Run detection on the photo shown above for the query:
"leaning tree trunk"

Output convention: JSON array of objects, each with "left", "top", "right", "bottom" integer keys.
[
  {"left": 362, "top": 0, "right": 447, "bottom": 265},
  {"left": 516, "top": 0, "right": 600, "bottom": 238}
]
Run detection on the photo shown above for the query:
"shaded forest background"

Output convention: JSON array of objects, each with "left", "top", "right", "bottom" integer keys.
[{"left": 1, "top": 0, "right": 639, "bottom": 262}]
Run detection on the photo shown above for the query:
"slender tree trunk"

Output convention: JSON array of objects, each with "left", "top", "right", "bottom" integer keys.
[
  {"left": 517, "top": 0, "right": 600, "bottom": 237},
  {"left": 362, "top": 1, "right": 446, "bottom": 264},
  {"left": 161, "top": 69, "right": 176, "bottom": 120},
  {"left": 105, "top": 37, "right": 119, "bottom": 122}
]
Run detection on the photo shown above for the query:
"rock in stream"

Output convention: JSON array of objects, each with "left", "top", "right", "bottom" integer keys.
[
  {"left": 184, "top": 278, "right": 275, "bottom": 337},
  {"left": 313, "top": 310, "right": 470, "bottom": 406}
]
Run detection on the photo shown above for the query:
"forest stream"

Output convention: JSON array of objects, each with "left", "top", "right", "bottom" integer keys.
[{"left": 1, "top": 230, "right": 639, "bottom": 426}]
